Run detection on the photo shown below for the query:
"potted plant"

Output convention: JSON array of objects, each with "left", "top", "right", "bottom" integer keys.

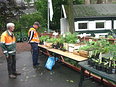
[
  {"left": 63, "top": 32, "right": 79, "bottom": 52},
  {"left": 39, "top": 35, "right": 50, "bottom": 45},
  {"left": 106, "top": 44, "right": 116, "bottom": 74}
]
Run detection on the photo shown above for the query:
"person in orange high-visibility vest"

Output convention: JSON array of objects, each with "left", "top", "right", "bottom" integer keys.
[
  {"left": 0, "top": 23, "right": 21, "bottom": 79},
  {"left": 28, "top": 22, "right": 40, "bottom": 68}
]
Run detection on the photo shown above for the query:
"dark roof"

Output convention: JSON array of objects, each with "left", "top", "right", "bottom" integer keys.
[{"left": 73, "top": 4, "right": 116, "bottom": 18}]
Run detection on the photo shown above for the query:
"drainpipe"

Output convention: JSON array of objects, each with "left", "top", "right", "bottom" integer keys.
[{"left": 111, "top": 19, "right": 116, "bottom": 38}]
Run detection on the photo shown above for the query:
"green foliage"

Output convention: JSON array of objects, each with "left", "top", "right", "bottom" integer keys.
[
  {"left": 73, "top": 0, "right": 85, "bottom": 4},
  {"left": 0, "top": 2, "right": 24, "bottom": 30},
  {"left": 64, "top": 32, "right": 78, "bottom": 44},
  {"left": 46, "top": 38, "right": 58, "bottom": 43},
  {"left": 40, "top": 35, "right": 50, "bottom": 42},
  {"left": 35, "top": 0, "right": 47, "bottom": 23},
  {"left": 108, "top": 44, "right": 116, "bottom": 60},
  {"left": 0, "top": 0, "right": 84, "bottom": 32},
  {"left": 79, "top": 39, "right": 116, "bottom": 60},
  {"left": 14, "top": 12, "right": 46, "bottom": 31},
  {"left": 107, "top": 35, "right": 114, "bottom": 39},
  {"left": 84, "top": 39, "right": 110, "bottom": 53},
  {"left": 24, "top": 0, "right": 32, "bottom": 2},
  {"left": 79, "top": 45, "right": 92, "bottom": 51},
  {"left": 64, "top": 57, "right": 79, "bottom": 67}
]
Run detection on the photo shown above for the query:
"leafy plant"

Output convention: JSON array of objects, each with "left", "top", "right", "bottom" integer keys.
[
  {"left": 46, "top": 38, "right": 58, "bottom": 43},
  {"left": 64, "top": 32, "right": 78, "bottom": 44},
  {"left": 40, "top": 35, "right": 50, "bottom": 42}
]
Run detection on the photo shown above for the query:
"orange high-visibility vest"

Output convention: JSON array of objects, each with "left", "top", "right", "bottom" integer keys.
[
  {"left": 0, "top": 30, "right": 16, "bottom": 56},
  {"left": 28, "top": 27, "right": 40, "bottom": 43},
  {"left": 1, "top": 31, "right": 16, "bottom": 45}
]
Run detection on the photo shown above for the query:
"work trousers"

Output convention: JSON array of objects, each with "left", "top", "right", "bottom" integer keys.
[
  {"left": 30, "top": 43, "right": 39, "bottom": 66},
  {"left": 6, "top": 55, "right": 16, "bottom": 75}
]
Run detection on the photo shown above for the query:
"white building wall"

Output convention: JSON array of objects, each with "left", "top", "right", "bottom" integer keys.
[
  {"left": 74, "top": 22, "right": 78, "bottom": 31},
  {"left": 105, "top": 20, "right": 112, "bottom": 29},
  {"left": 114, "top": 20, "right": 116, "bottom": 29},
  {"left": 75, "top": 20, "right": 112, "bottom": 31},
  {"left": 89, "top": 21, "right": 95, "bottom": 30}
]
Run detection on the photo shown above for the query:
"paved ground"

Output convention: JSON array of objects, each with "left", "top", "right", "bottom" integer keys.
[{"left": 0, "top": 51, "right": 108, "bottom": 87}]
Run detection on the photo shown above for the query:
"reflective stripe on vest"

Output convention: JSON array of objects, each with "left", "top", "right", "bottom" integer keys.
[
  {"left": 8, "top": 50, "right": 16, "bottom": 54},
  {"left": 5, "top": 42, "right": 15, "bottom": 45},
  {"left": 3, "top": 51, "right": 8, "bottom": 53}
]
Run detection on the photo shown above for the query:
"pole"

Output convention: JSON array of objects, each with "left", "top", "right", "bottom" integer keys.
[{"left": 47, "top": 1, "right": 50, "bottom": 33}]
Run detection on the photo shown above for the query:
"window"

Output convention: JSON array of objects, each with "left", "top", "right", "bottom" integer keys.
[
  {"left": 96, "top": 22, "right": 104, "bottom": 28},
  {"left": 78, "top": 23, "right": 87, "bottom": 29}
]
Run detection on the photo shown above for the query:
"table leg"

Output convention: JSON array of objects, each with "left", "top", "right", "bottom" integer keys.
[{"left": 78, "top": 68, "right": 85, "bottom": 87}]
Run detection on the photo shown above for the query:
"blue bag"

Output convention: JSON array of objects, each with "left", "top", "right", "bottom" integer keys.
[{"left": 45, "top": 56, "right": 58, "bottom": 70}]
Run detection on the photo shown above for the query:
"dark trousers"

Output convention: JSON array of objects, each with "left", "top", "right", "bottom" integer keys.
[
  {"left": 6, "top": 55, "right": 16, "bottom": 75},
  {"left": 30, "top": 43, "right": 39, "bottom": 66}
]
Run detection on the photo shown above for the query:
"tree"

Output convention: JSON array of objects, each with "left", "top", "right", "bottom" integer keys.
[
  {"left": 0, "top": 0, "right": 24, "bottom": 30},
  {"left": 24, "top": 0, "right": 31, "bottom": 10},
  {"left": 73, "top": 0, "right": 84, "bottom": 4},
  {"left": 104, "top": 0, "right": 113, "bottom": 4},
  {"left": 66, "top": 0, "right": 75, "bottom": 33},
  {"left": 49, "top": 0, "right": 84, "bottom": 32},
  {"left": 85, "top": 0, "right": 90, "bottom": 4},
  {"left": 97, "top": 0, "right": 103, "bottom": 4}
]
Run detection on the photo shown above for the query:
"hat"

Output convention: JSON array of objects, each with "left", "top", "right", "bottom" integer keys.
[{"left": 34, "top": 22, "right": 40, "bottom": 27}]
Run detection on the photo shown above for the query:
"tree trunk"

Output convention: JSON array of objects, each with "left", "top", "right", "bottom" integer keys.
[
  {"left": 90, "top": 0, "right": 97, "bottom": 4},
  {"left": 97, "top": 0, "right": 103, "bottom": 4},
  {"left": 105, "top": 0, "right": 112, "bottom": 4},
  {"left": 85, "top": 0, "right": 90, "bottom": 4},
  {"left": 67, "top": 0, "right": 75, "bottom": 33}
]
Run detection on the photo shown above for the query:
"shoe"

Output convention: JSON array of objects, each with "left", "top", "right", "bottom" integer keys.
[
  {"left": 33, "top": 64, "right": 40, "bottom": 69},
  {"left": 9, "top": 74, "right": 17, "bottom": 79},
  {"left": 13, "top": 72, "right": 21, "bottom": 75}
]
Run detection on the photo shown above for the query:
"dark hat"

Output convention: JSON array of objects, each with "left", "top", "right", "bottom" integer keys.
[{"left": 34, "top": 21, "right": 40, "bottom": 27}]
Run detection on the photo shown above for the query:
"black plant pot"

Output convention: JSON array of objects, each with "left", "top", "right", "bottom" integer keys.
[
  {"left": 91, "top": 61, "right": 95, "bottom": 67},
  {"left": 88, "top": 59, "right": 94, "bottom": 66},
  {"left": 93, "top": 62, "right": 98, "bottom": 69},
  {"left": 60, "top": 48, "right": 66, "bottom": 51},
  {"left": 88, "top": 59, "right": 91, "bottom": 65},
  {"left": 39, "top": 41, "right": 44, "bottom": 45},
  {"left": 94, "top": 53, "right": 100, "bottom": 59},
  {"left": 102, "top": 66, "right": 107, "bottom": 72},
  {"left": 96, "top": 64, "right": 102, "bottom": 71},
  {"left": 96, "top": 64, "right": 99, "bottom": 70},
  {"left": 106, "top": 67, "right": 116, "bottom": 74},
  {"left": 57, "top": 43, "right": 63, "bottom": 49},
  {"left": 52, "top": 44, "right": 57, "bottom": 49},
  {"left": 100, "top": 64, "right": 105, "bottom": 72},
  {"left": 107, "top": 67, "right": 113, "bottom": 74}
]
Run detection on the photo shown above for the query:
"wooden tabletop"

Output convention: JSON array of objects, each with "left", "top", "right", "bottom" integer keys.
[{"left": 38, "top": 44, "right": 87, "bottom": 61}]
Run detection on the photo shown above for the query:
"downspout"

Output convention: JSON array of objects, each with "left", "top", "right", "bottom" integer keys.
[{"left": 111, "top": 19, "right": 116, "bottom": 38}]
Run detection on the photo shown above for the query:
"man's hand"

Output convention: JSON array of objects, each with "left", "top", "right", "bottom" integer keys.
[{"left": 28, "top": 41, "right": 30, "bottom": 44}]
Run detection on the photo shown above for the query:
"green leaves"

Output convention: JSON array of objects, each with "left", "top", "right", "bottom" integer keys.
[
  {"left": 40, "top": 35, "right": 50, "bottom": 42},
  {"left": 64, "top": 32, "right": 78, "bottom": 44}
]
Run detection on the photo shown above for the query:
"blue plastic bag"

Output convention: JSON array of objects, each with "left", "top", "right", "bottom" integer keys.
[{"left": 45, "top": 56, "right": 58, "bottom": 70}]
